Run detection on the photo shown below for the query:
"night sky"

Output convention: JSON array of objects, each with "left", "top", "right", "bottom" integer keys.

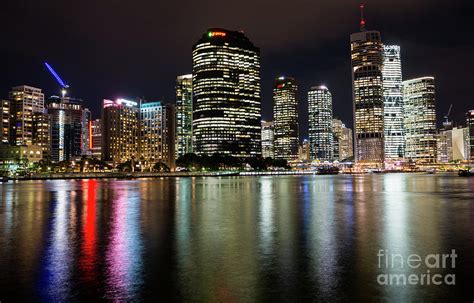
[{"left": 2, "top": 0, "right": 473, "bottom": 139}]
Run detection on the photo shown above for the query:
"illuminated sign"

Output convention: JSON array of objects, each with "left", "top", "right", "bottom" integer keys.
[{"left": 208, "top": 31, "right": 226, "bottom": 38}]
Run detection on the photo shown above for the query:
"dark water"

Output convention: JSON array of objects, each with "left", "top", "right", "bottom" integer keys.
[{"left": 0, "top": 174, "right": 473, "bottom": 302}]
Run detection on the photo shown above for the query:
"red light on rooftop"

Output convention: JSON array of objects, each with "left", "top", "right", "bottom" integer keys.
[{"left": 208, "top": 31, "right": 226, "bottom": 38}]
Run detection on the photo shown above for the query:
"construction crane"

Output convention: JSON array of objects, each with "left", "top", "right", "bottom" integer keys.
[
  {"left": 44, "top": 62, "right": 69, "bottom": 98},
  {"left": 443, "top": 104, "right": 453, "bottom": 129}
]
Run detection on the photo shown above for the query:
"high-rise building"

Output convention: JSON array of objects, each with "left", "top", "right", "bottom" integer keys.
[
  {"left": 32, "top": 112, "right": 51, "bottom": 159},
  {"left": 437, "top": 127, "right": 470, "bottom": 163},
  {"left": 403, "top": 77, "right": 437, "bottom": 164},
  {"left": 261, "top": 120, "right": 274, "bottom": 158},
  {"left": 90, "top": 119, "right": 102, "bottom": 159},
  {"left": 9, "top": 85, "right": 45, "bottom": 146},
  {"left": 102, "top": 98, "right": 140, "bottom": 163},
  {"left": 47, "top": 96, "right": 85, "bottom": 162},
  {"left": 308, "top": 85, "right": 333, "bottom": 161},
  {"left": 175, "top": 74, "right": 193, "bottom": 158},
  {"left": 1, "top": 99, "right": 10, "bottom": 144},
  {"left": 273, "top": 76, "right": 299, "bottom": 161},
  {"left": 298, "top": 139, "right": 310, "bottom": 161},
  {"left": 192, "top": 28, "right": 261, "bottom": 158},
  {"left": 382, "top": 45, "right": 404, "bottom": 160},
  {"left": 333, "top": 119, "right": 354, "bottom": 162},
  {"left": 350, "top": 29, "right": 385, "bottom": 167},
  {"left": 81, "top": 108, "right": 92, "bottom": 156},
  {"left": 140, "top": 101, "right": 165, "bottom": 166},
  {"left": 163, "top": 104, "right": 176, "bottom": 171},
  {"left": 467, "top": 110, "right": 474, "bottom": 161}
]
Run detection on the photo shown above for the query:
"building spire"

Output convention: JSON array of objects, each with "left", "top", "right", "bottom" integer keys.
[{"left": 360, "top": 3, "right": 366, "bottom": 31}]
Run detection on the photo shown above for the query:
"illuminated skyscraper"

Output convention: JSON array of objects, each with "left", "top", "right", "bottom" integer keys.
[
  {"left": 140, "top": 101, "right": 165, "bottom": 165},
  {"left": 47, "top": 96, "right": 84, "bottom": 162},
  {"left": 273, "top": 76, "right": 299, "bottom": 160},
  {"left": 9, "top": 85, "right": 45, "bottom": 146},
  {"left": 192, "top": 28, "right": 261, "bottom": 158},
  {"left": 261, "top": 120, "right": 274, "bottom": 158},
  {"left": 90, "top": 119, "right": 102, "bottom": 159},
  {"left": 308, "top": 86, "right": 333, "bottom": 161},
  {"left": 403, "top": 77, "right": 437, "bottom": 163},
  {"left": 102, "top": 98, "right": 140, "bottom": 163},
  {"left": 298, "top": 139, "right": 310, "bottom": 161},
  {"left": 175, "top": 74, "right": 193, "bottom": 158},
  {"left": 467, "top": 110, "right": 474, "bottom": 161},
  {"left": 0, "top": 99, "right": 10, "bottom": 144},
  {"left": 163, "top": 104, "right": 176, "bottom": 170},
  {"left": 81, "top": 108, "right": 92, "bottom": 156},
  {"left": 333, "top": 119, "right": 354, "bottom": 161},
  {"left": 382, "top": 45, "right": 404, "bottom": 160},
  {"left": 32, "top": 112, "right": 51, "bottom": 159},
  {"left": 350, "top": 28, "right": 384, "bottom": 167}
]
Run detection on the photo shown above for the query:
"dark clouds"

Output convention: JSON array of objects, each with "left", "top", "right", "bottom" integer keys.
[{"left": 1, "top": 0, "right": 473, "bottom": 138}]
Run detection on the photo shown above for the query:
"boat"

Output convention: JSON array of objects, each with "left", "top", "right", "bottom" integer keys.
[
  {"left": 458, "top": 169, "right": 474, "bottom": 177},
  {"left": 317, "top": 166, "right": 340, "bottom": 175}
]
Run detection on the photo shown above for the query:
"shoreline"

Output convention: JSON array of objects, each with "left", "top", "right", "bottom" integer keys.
[{"left": 2, "top": 170, "right": 457, "bottom": 181}]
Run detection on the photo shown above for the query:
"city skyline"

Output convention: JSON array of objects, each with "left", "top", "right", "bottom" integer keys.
[{"left": 2, "top": 1, "right": 472, "bottom": 139}]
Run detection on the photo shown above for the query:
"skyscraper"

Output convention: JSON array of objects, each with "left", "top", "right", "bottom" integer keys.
[
  {"left": 403, "top": 77, "right": 437, "bottom": 163},
  {"left": 273, "top": 76, "right": 299, "bottom": 161},
  {"left": 308, "top": 86, "right": 333, "bottom": 161},
  {"left": 9, "top": 85, "right": 45, "bottom": 146},
  {"left": 467, "top": 110, "right": 474, "bottom": 161},
  {"left": 382, "top": 45, "right": 404, "bottom": 160},
  {"left": 163, "top": 103, "right": 176, "bottom": 171},
  {"left": 261, "top": 120, "right": 274, "bottom": 158},
  {"left": 32, "top": 112, "right": 51, "bottom": 159},
  {"left": 140, "top": 101, "right": 165, "bottom": 166},
  {"left": 102, "top": 98, "right": 140, "bottom": 163},
  {"left": 350, "top": 28, "right": 385, "bottom": 167},
  {"left": 332, "top": 119, "right": 354, "bottom": 162},
  {"left": 175, "top": 74, "right": 193, "bottom": 158},
  {"left": 81, "top": 108, "right": 92, "bottom": 156},
  {"left": 0, "top": 99, "right": 10, "bottom": 144},
  {"left": 47, "top": 96, "right": 85, "bottom": 162},
  {"left": 90, "top": 119, "right": 102, "bottom": 159},
  {"left": 192, "top": 28, "right": 261, "bottom": 158}
]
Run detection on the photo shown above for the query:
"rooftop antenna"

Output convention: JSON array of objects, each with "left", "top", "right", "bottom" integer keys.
[{"left": 360, "top": 3, "right": 366, "bottom": 31}]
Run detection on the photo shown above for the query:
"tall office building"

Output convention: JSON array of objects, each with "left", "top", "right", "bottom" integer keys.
[
  {"left": 350, "top": 27, "right": 385, "bottom": 167},
  {"left": 1, "top": 99, "right": 10, "bottom": 144},
  {"left": 140, "top": 101, "right": 165, "bottom": 166},
  {"left": 308, "top": 86, "right": 333, "bottom": 161},
  {"left": 90, "top": 119, "right": 102, "bottom": 159},
  {"left": 437, "top": 127, "right": 470, "bottom": 163},
  {"left": 32, "top": 112, "right": 51, "bottom": 159},
  {"left": 261, "top": 120, "right": 274, "bottom": 158},
  {"left": 47, "top": 96, "right": 85, "bottom": 162},
  {"left": 9, "top": 85, "right": 45, "bottom": 146},
  {"left": 332, "top": 119, "right": 354, "bottom": 161},
  {"left": 273, "top": 76, "right": 299, "bottom": 161},
  {"left": 467, "top": 110, "right": 474, "bottom": 161},
  {"left": 102, "top": 98, "right": 140, "bottom": 163},
  {"left": 163, "top": 104, "right": 176, "bottom": 171},
  {"left": 403, "top": 77, "right": 437, "bottom": 163},
  {"left": 382, "top": 45, "right": 404, "bottom": 160},
  {"left": 192, "top": 28, "right": 261, "bottom": 158},
  {"left": 175, "top": 74, "right": 193, "bottom": 158},
  {"left": 81, "top": 108, "right": 92, "bottom": 156},
  {"left": 298, "top": 139, "right": 310, "bottom": 161}
]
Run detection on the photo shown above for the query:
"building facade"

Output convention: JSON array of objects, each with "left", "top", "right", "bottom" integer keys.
[
  {"left": 350, "top": 31, "right": 385, "bottom": 167},
  {"left": 90, "top": 119, "right": 102, "bottom": 159},
  {"left": 273, "top": 76, "right": 299, "bottom": 161},
  {"left": 467, "top": 110, "right": 474, "bottom": 161},
  {"left": 9, "top": 85, "right": 45, "bottom": 146},
  {"left": 1, "top": 99, "right": 10, "bottom": 144},
  {"left": 261, "top": 120, "right": 274, "bottom": 158},
  {"left": 175, "top": 74, "right": 193, "bottom": 158},
  {"left": 47, "top": 96, "right": 84, "bottom": 162},
  {"left": 163, "top": 104, "right": 176, "bottom": 171},
  {"left": 298, "top": 139, "right": 310, "bottom": 161},
  {"left": 140, "top": 101, "right": 165, "bottom": 166},
  {"left": 308, "top": 86, "right": 333, "bottom": 161},
  {"left": 382, "top": 45, "right": 404, "bottom": 160},
  {"left": 32, "top": 112, "right": 51, "bottom": 159},
  {"left": 332, "top": 119, "right": 354, "bottom": 162},
  {"left": 102, "top": 98, "right": 140, "bottom": 163},
  {"left": 403, "top": 77, "right": 437, "bottom": 164},
  {"left": 192, "top": 28, "right": 261, "bottom": 158}
]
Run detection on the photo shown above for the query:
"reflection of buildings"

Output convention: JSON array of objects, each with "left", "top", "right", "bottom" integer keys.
[
  {"left": 403, "top": 77, "right": 437, "bottom": 164},
  {"left": 9, "top": 85, "right": 45, "bottom": 146},
  {"left": 467, "top": 110, "right": 474, "bottom": 161},
  {"left": 261, "top": 120, "right": 274, "bottom": 158},
  {"left": 273, "top": 76, "right": 299, "bottom": 160},
  {"left": 308, "top": 85, "right": 333, "bottom": 161},
  {"left": 382, "top": 45, "right": 404, "bottom": 160},
  {"left": 102, "top": 99, "right": 140, "bottom": 163},
  {"left": 175, "top": 74, "right": 193, "bottom": 158},
  {"left": 350, "top": 29, "right": 385, "bottom": 167},
  {"left": 192, "top": 28, "right": 261, "bottom": 158},
  {"left": 332, "top": 119, "right": 354, "bottom": 161}
]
